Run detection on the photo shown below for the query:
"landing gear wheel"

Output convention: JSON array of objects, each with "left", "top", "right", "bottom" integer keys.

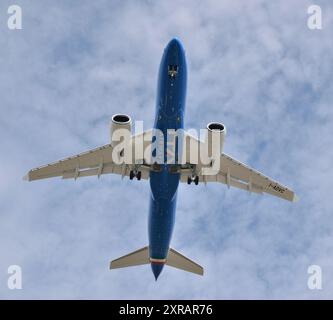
[
  {"left": 194, "top": 176, "right": 199, "bottom": 185},
  {"left": 129, "top": 170, "right": 135, "bottom": 180},
  {"left": 187, "top": 177, "right": 192, "bottom": 185},
  {"left": 137, "top": 171, "right": 142, "bottom": 181}
]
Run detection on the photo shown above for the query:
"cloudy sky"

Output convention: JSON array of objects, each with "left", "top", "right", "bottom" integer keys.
[{"left": 1, "top": 0, "right": 333, "bottom": 299}]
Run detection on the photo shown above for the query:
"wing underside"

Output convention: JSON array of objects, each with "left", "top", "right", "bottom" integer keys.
[
  {"left": 180, "top": 133, "right": 297, "bottom": 202},
  {"left": 24, "top": 128, "right": 297, "bottom": 201},
  {"left": 24, "top": 131, "right": 153, "bottom": 182}
]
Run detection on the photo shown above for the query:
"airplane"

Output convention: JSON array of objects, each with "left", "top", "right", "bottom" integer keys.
[{"left": 24, "top": 38, "right": 297, "bottom": 280}]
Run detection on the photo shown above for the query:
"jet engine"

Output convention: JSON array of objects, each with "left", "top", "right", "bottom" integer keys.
[
  {"left": 205, "top": 122, "right": 226, "bottom": 156},
  {"left": 110, "top": 114, "right": 132, "bottom": 147}
]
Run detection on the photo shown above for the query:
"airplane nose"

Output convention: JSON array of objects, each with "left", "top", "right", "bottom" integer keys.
[
  {"left": 166, "top": 38, "right": 183, "bottom": 55},
  {"left": 151, "top": 263, "right": 164, "bottom": 281}
]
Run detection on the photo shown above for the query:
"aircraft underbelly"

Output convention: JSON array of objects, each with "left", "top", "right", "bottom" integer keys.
[
  {"left": 148, "top": 38, "right": 186, "bottom": 261},
  {"left": 148, "top": 177, "right": 178, "bottom": 259}
]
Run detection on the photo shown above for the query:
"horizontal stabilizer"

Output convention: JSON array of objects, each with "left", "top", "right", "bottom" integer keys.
[
  {"left": 167, "top": 248, "right": 204, "bottom": 276},
  {"left": 110, "top": 246, "right": 149, "bottom": 269},
  {"left": 109, "top": 246, "right": 204, "bottom": 276}
]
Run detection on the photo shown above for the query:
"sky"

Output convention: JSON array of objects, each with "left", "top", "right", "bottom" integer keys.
[{"left": 0, "top": 0, "right": 333, "bottom": 299}]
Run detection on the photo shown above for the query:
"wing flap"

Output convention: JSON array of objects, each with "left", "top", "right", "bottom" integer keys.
[
  {"left": 180, "top": 131, "right": 297, "bottom": 202},
  {"left": 220, "top": 153, "right": 296, "bottom": 201},
  {"left": 181, "top": 173, "right": 264, "bottom": 194},
  {"left": 25, "top": 144, "right": 114, "bottom": 181},
  {"left": 24, "top": 129, "right": 154, "bottom": 182}
]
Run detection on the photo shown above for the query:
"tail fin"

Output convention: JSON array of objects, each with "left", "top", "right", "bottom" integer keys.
[
  {"left": 110, "top": 246, "right": 149, "bottom": 269},
  {"left": 109, "top": 246, "right": 204, "bottom": 276},
  {"left": 166, "top": 248, "right": 204, "bottom": 276}
]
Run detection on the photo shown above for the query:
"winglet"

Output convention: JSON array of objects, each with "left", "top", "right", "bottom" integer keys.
[
  {"left": 292, "top": 194, "right": 299, "bottom": 202},
  {"left": 23, "top": 172, "right": 30, "bottom": 181}
]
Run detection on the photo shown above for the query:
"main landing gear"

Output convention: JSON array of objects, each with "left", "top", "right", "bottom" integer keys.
[
  {"left": 187, "top": 175, "right": 199, "bottom": 185},
  {"left": 129, "top": 170, "right": 142, "bottom": 181}
]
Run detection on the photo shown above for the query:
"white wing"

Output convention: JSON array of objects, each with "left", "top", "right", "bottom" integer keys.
[
  {"left": 180, "top": 133, "right": 298, "bottom": 202},
  {"left": 24, "top": 130, "right": 154, "bottom": 182}
]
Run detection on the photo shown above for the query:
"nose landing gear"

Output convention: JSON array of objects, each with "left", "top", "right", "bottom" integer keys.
[
  {"left": 130, "top": 170, "right": 142, "bottom": 181},
  {"left": 187, "top": 175, "right": 199, "bottom": 185}
]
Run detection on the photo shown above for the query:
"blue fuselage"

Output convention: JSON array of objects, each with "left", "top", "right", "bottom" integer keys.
[{"left": 148, "top": 39, "right": 187, "bottom": 278}]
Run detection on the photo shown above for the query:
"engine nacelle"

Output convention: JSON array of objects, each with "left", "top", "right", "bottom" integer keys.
[
  {"left": 110, "top": 114, "right": 132, "bottom": 147},
  {"left": 205, "top": 122, "right": 226, "bottom": 156}
]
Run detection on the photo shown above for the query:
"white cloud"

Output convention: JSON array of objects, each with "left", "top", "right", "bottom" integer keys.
[{"left": 1, "top": 0, "right": 333, "bottom": 298}]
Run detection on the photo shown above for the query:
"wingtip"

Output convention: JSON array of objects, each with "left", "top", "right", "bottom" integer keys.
[
  {"left": 23, "top": 173, "right": 30, "bottom": 181},
  {"left": 292, "top": 194, "right": 299, "bottom": 202}
]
